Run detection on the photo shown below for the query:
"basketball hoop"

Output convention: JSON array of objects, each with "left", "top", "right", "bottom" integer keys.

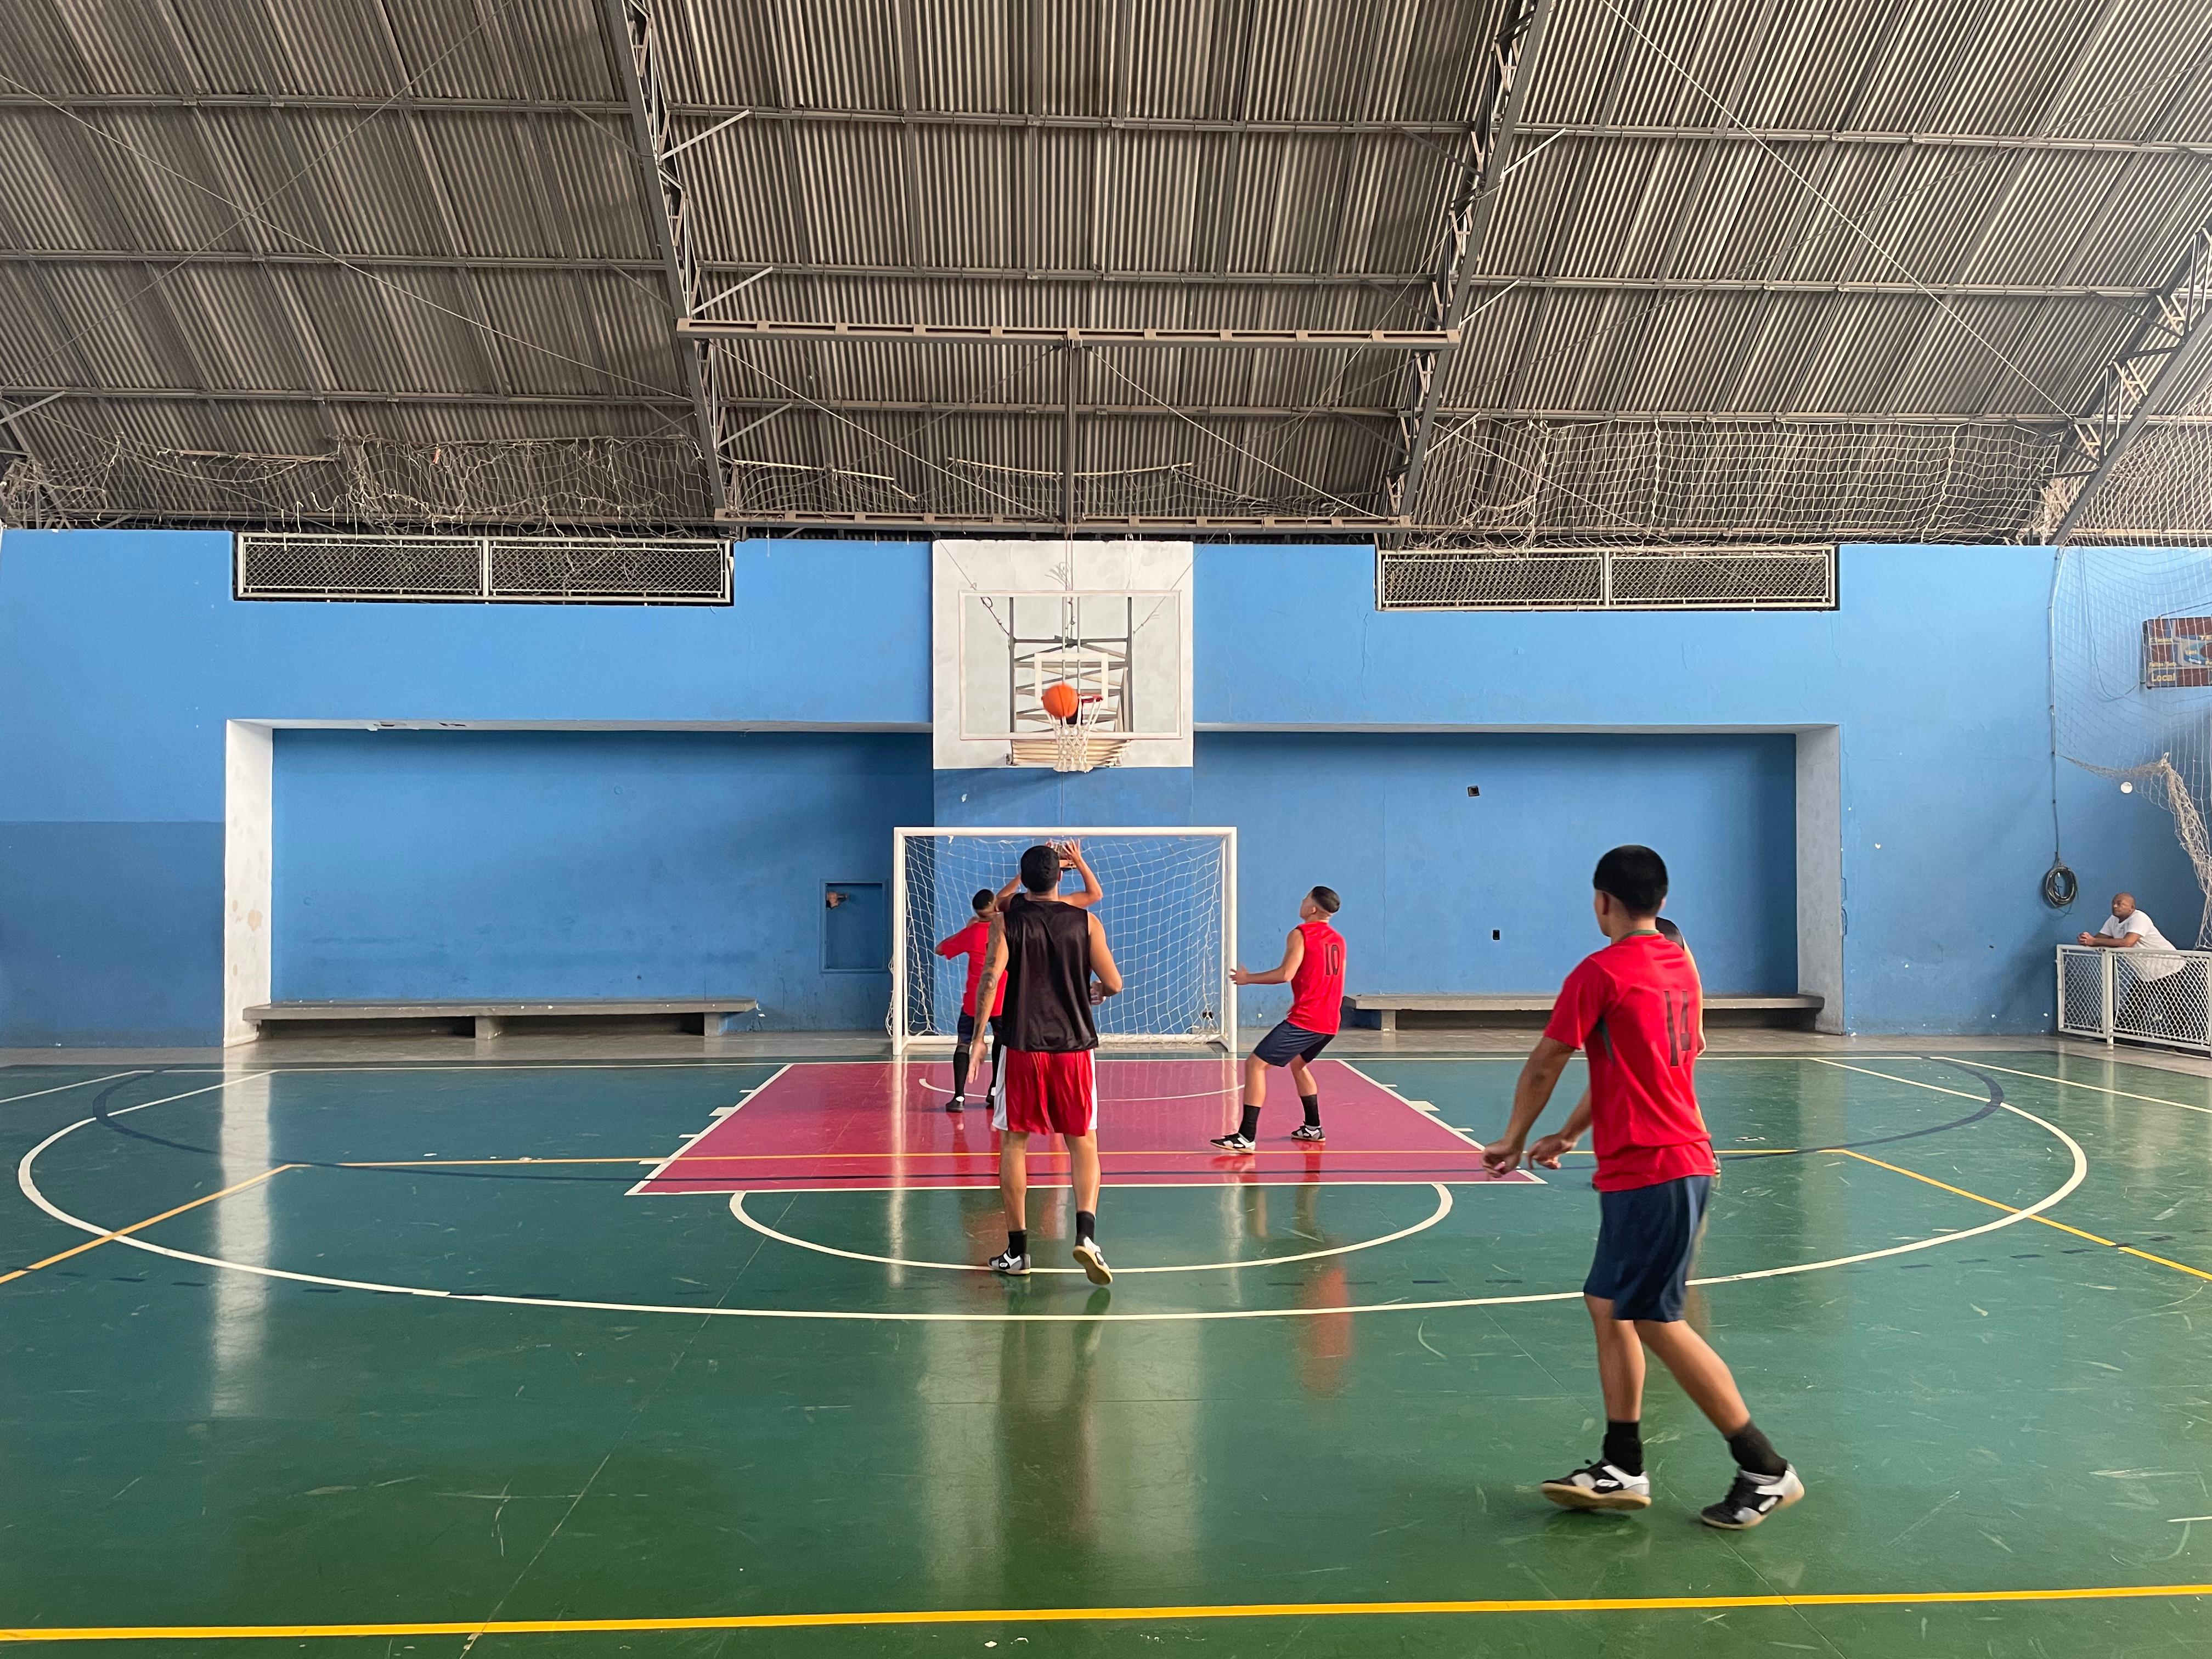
[{"left": 1052, "top": 693, "right": 1107, "bottom": 772}]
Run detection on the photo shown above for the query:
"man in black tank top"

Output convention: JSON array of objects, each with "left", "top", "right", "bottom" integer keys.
[{"left": 972, "top": 843, "right": 1122, "bottom": 1284}]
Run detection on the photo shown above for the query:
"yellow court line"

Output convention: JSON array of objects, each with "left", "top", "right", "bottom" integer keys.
[
  {"left": 1835, "top": 1150, "right": 2212, "bottom": 1283},
  {"left": 339, "top": 1149, "right": 1492, "bottom": 1167},
  {"left": 4, "top": 1584, "right": 2211, "bottom": 1640},
  {"left": 0, "top": 1165, "right": 300, "bottom": 1287}
]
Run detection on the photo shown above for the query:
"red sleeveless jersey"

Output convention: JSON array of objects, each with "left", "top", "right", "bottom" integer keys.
[{"left": 1286, "top": 921, "right": 1346, "bottom": 1034}]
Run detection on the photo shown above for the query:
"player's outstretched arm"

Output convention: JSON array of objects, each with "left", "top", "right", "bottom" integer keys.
[
  {"left": 991, "top": 874, "right": 1023, "bottom": 912},
  {"left": 1057, "top": 840, "right": 1104, "bottom": 910},
  {"left": 972, "top": 915, "right": 1011, "bottom": 1019},
  {"left": 1485, "top": 1036, "right": 1575, "bottom": 1173},
  {"left": 1231, "top": 928, "right": 1304, "bottom": 988},
  {"left": 1087, "top": 913, "right": 1122, "bottom": 998},
  {"left": 1530, "top": 1089, "right": 1594, "bottom": 1167}
]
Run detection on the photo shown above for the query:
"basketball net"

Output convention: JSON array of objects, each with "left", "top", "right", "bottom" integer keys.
[{"left": 1052, "top": 693, "right": 1108, "bottom": 772}]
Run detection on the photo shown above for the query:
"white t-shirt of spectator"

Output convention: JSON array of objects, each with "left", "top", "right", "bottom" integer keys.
[{"left": 2102, "top": 909, "right": 2187, "bottom": 979}]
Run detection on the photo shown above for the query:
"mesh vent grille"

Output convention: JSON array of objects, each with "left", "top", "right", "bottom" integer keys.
[
  {"left": 235, "top": 534, "right": 730, "bottom": 605},
  {"left": 1378, "top": 545, "right": 1836, "bottom": 611}
]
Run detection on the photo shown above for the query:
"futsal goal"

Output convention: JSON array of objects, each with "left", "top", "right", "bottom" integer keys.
[{"left": 889, "top": 827, "right": 1236, "bottom": 1051}]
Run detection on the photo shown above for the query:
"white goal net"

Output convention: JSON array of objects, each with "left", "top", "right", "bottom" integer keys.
[{"left": 890, "top": 827, "right": 1235, "bottom": 1049}]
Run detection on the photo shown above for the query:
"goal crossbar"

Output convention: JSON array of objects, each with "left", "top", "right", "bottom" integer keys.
[{"left": 889, "top": 826, "right": 1237, "bottom": 1052}]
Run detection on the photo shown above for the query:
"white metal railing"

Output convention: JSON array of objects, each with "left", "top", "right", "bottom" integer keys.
[{"left": 2056, "top": 943, "right": 2212, "bottom": 1051}]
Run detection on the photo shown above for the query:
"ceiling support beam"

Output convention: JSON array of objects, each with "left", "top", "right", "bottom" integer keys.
[
  {"left": 4, "top": 250, "right": 2168, "bottom": 302},
  {"left": 2031, "top": 224, "right": 2212, "bottom": 544},
  {"left": 601, "top": 0, "right": 727, "bottom": 517},
  {"left": 676, "top": 318, "right": 1453, "bottom": 348},
  {"left": 7, "top": 97, "right": 2210, "bottom": 158},
  {"left": 1386, "top": 0, "right": 1554, "bottom": 520}
]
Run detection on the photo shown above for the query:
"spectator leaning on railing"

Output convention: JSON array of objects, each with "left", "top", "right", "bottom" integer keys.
[{"left": 2076, "top": 892, "right": 2190, "bottom": 1034}]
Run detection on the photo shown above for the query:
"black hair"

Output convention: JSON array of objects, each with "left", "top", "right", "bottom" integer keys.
[
  {"left": 970, "top": 888, "right": 996, "bottom": 915},
  {"left": 1593, "top": 844, "right": 1668, "bottom": 915},
  {"left": 1308, "top": 885, "right": 1341, "bottom": 915},
  {"left": 1019, "top": 843, "right": 1062, "bottom": 894}
]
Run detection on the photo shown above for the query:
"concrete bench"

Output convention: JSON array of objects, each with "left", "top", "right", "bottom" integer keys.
[
  {"left": 244, "top": 997, "right": 760, "bottom": 1040},
  {"left": 1345, "top": 992, "right": 1823, "bottom": 1034}
]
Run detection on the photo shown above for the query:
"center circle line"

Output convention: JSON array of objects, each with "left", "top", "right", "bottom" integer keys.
[{"left": 726, "top": 1183, "right": 1453, "bottom": 1274}]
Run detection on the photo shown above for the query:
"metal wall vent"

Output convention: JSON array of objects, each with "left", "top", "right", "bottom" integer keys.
[
  {"left": 1377, "top": 545, "right": 1837, "bottom": 612},
  {"left": 234, "top": 534, "right": 731, "bottom": 605}
]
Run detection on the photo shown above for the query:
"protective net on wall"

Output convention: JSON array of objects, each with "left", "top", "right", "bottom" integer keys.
[
  {"left": 2052, "top": 544, "right": 2212, "bottom": 944},
  {"left": 892, "top": 831, "right": 1229, "bottom": 1046}
]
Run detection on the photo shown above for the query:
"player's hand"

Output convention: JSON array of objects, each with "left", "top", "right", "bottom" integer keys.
[
  {"left": 1482, "top": 1137, "right": 1526, "bottom": 1175},
  {"left": 2076, "top": 931, "right": 2097, "bottom": 946},
  {"left": 1528, "top": 1133, "right": 1575, "bottom": 1169},
  {"left": 1056, "top": 838, "right": 1084, "bottom": 869},
  {"left": 1229, "top": 966, "right": 1256, "bottom": 986}
]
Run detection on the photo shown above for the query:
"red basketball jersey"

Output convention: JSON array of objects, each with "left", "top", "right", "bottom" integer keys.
[
  {"left": 934, "top": 919, "right": 1005, "bottom": 1017},
  {"left": 1542, "top": 932, "right": 1716, "bottom": 1192},
  {"left": 1286, "top": 920, "right": 1347, "bottom": 1034}
]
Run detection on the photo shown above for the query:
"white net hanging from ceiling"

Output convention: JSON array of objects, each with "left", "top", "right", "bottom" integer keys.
[{"left": 2052, "top": 544, "right": 2212, "bottom": 944}]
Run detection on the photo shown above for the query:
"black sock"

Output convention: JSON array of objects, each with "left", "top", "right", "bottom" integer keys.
[
  {"left": 951, "top": 1045, "right": 973, "bottom": 1097},
  {"left": 1075, "top": 1210, "right": 1096, "bottom": 1245},
  {"left": 1725, "top": 1420, "right": 1786, "bottom": 1477},
  {"left": 1300, "top": 1093, "right": 1321, "bottom": 1127},
  {"left": 1602, "top": 1419, "right": 1643, "bottom": 1475},
  {"left": 1238, "top": 1104, "right": 1262, "bottom": 1139},
  {"left": 1007, "top": 1229, "right": 1027, "bottom": 1259}
]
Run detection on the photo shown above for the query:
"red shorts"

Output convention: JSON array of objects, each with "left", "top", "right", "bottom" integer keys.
[{"left": 1000, "top": 1048, "right": 1097, "bottom": 1137}]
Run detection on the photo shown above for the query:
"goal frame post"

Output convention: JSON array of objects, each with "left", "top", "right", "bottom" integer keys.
[{"left": 888, "top": 825, "right": 1237, "bottom": 1054}]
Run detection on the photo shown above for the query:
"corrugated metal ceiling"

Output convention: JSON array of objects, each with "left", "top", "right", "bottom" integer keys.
[{"left": 4, "top": 0, "right": 2210, "bottom": 538}]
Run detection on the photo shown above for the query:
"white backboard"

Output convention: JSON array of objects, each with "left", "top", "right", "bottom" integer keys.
[{"left": 933, "top": 541, "right": 1195, "bottom": 769}]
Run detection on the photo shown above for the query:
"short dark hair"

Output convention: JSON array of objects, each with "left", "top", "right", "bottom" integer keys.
[
  {"left": 1308, "top": 885, "right": 1341, "bottom": 915},
  {"left": 1019, "top": 843, "right": 1062, "bottom": 894},
  {"left": 1593, "top": 845, "right": 1668, "bottom": 915},
  {"left": 970, "top": 888, "right": 996, "bottom": 915}
]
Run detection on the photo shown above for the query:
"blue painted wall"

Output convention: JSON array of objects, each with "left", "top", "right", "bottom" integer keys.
[
  {"left": 0, "top": 527, "right": 2194, "bottom": 1043},
  {"left": 274, "top": 730, "right": 928, "bottom": 1028},
  {"left": 1196, "top": 732, "right": 1799, "bottom": 1025}
]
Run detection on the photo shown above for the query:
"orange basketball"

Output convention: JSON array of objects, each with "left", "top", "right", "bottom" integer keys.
[{"left": 1041, "top": 682, "right": 1081, "bottom": 723}]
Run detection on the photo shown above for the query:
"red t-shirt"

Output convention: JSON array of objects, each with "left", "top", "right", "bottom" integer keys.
[
  {"left": 935, "top": 919, "right": 1006, "bottom": 1018},
  {"left": 1542, "top": 932, "right": 1717, "bottom": 1192},
  {"left": 1287, "top": 921, "right": 1347, "bottom": 1034}
]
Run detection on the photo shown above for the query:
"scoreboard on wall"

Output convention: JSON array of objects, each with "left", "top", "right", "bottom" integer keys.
[{"left": 2144, "top": 617, "right": 2212, "bottom": 687}]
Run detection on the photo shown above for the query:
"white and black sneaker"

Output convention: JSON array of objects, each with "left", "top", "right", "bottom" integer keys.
[
  {"left": 1699, "top": 1465, "right": 1804, "bottom": 1530},
  {"left": 947, "top": 1094, "right": 966, "bottom": 1114},
  {"left": 988, "top": 1250, "right": 1030, "bottom": 1276},
  {"left": 1071, "top": 1240, "right": 1113, "bottom": 1285},
  {"left": 1289, "top": 1124, "right": 1326, "bottom": 1143},
  {"left": 1209, "top": 1132, "right": 1256, "bottom": 1152},
  {"left": 1539, "top": 1460, "right": 1652, "bottom": 1512}
]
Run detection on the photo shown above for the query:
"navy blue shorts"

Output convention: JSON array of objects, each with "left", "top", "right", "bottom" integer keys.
[
  {"left": 955, "top": 1012, "right": 1003, "bottom": 1046},
  {"left": 1584, "top": 1174, "right": 1712, "bottom": 1322},
  {"left": 1252, "top": 1020, "right": 1333, "bottom": 1068}
]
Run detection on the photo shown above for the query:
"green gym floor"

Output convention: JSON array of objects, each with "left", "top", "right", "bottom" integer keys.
[{"left": 4, "top": 1049, "right": 2210, "bottom": 1657}]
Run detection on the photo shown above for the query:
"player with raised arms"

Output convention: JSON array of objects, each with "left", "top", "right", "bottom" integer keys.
[
  {"left": 1484, "top": 845, "right": 1804, "bottom": 1530},
  {"left": 972, "top": 842, "right": 1122, "bottom": 1285},
  {"left": 1211, "top": 886, "right": 1345, "bottom": 1151},
  {"left": 933, "top": 890, "right": 1008, "bottom": 1115},
  {"left": 933, "top": 842, "right": 1102, "bottom": 1118}
]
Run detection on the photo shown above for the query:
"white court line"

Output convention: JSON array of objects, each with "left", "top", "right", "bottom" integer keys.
[
  {"left": 1805, "top": 1057, "right": 1996, "bottom": 1104},
  {"left": 1338, "top": 1062, "right": 1499, "bottom": 1155},
  {"left": 625, "top": 1064, "right": 791, "bottom": 1197},
  {"left": 0, "top": 1070, "right": 151, "bottom": 1106},
  {"left": 15, "top": 1076, "right": 2087, "bottom": 1324},
  {"left": 1932, "top": 1057, "right": 2212, "bottom": 1118},
  {"left": 728, "top": 1182, "right": 1454, "bottom": 1274}
]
